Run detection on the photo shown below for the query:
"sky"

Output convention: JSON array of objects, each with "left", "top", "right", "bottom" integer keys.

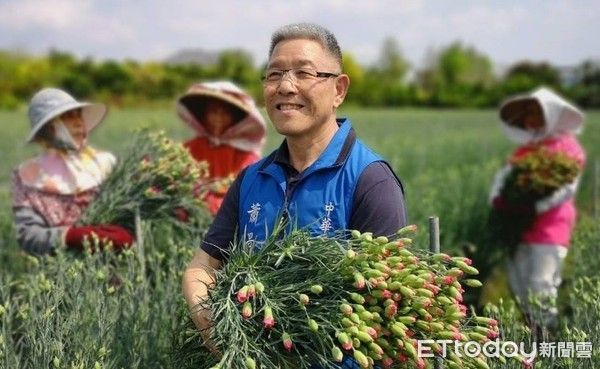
[{"left": 0, "top": 0, "right": 599, "bottom": 69}]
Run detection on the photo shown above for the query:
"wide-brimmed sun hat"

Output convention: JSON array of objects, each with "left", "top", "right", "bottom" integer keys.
[
  {"left": 26, "top": 88, "right": 107, "bottom": 143},
  {"left": 177, "top": 82, "right": 252, "bottom": 123}
]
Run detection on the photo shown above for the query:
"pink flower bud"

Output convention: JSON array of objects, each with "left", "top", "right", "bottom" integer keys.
[
  {"left": 299, "top": 294, "right": 310, "bottom": 305},
  {"left": 368, "top": 277, "right": 379, "bottom": 288},
  {"left": 262, "top": 306, "right": 275, "bottom": 329},
  {"left": 425, "top": 283, "right": 441, "bottom": 294},
  {"left": 263, "top": 316, "right": 275, "bottom": 329},
  {"left": 247, "top": 284, "right": 256, "bottom": 298},
  {"left": 364, "top": 326, "right": 378, "bottom": 339},
  {"left": 241, "top": 302, "right": 252, "bottom": 319},
  {"left": 522, "top": 358, "right": 534, "bottom": 368},
  {"left": 385, "top": 303, "right": 398, "bottom": 318},
  {"left": 237, "top": 286, "right": 249, "bottom": 303},
  {"left": 381, "top": 289, "right": 392, "bottom": 299},
  {"left": 282, "top": 333, "right": 293, "bottom": 352},
  {"left": 354, "top": 280, "right": 365, "bottom": 289},
  {"left": 340, "top": 304, "right": 353, "bottom": 316}
]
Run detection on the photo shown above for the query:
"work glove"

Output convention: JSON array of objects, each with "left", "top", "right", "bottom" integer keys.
[{"left": 65, "top": 225, "right": 135, "bottom": 251}]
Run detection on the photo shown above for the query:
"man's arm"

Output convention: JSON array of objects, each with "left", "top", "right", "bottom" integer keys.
[
  {"left": 182, "top": 248, "right": 222, "bottom": 331},
  {"left": 181, "top": 167, "right": 244, "bottom": 348}
]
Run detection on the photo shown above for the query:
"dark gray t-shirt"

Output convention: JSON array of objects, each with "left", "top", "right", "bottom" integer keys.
[{"left": 201, "top": 158, "right": 407, "bottom": 261}]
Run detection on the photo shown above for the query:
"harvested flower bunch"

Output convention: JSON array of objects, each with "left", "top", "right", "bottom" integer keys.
[
  {"left": 502, "top": 145, "right": 581, "bottom": 204},
  {"left": 79, "top": 129, "right": 209, "bottom": 231},
  {"left": 182, "top": 225, "right": 521, "bottom": 369}
]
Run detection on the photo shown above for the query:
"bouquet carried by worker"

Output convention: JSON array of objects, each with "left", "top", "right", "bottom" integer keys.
[
  {"left": 501, "top": 144, "right": 581, "bottom": 205},
  {"left": 178, "top": 225, "right": 524, "bottom": 369},
  {"left": 79, "top": 129, "right": 209, "bottom": 232}
]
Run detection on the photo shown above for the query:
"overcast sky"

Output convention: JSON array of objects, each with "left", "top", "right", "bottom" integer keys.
[{"left": 0, "top": 0, "right": 598, "bottom": 68}]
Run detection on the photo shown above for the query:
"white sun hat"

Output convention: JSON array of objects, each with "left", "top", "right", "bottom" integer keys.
[
  {"left": 499, "top": 87, "right": 584, "bottom": 144},
  {"left": 26, "top": 88, "right": 107, "bottom": 143}
]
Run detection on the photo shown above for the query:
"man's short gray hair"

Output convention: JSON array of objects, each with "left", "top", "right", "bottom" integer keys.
[{"left": 268, "top": 23, "right": 342, "bottom": 69}]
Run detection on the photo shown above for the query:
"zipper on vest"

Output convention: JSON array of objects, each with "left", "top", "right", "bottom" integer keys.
[{"left": 281, "top": 172, "right": 302, "bottom": 227}]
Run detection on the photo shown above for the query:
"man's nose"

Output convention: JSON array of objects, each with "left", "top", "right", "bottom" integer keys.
[{"left": 277, "top": 78, "right": 298, "bottom": 95}]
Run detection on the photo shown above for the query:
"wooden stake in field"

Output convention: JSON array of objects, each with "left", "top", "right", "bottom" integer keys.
[
  {"left": 429, "top": 216, "right": 443, "bottom": 369},
  {"left": 594, "top": 160, "right": 599, "bottom": 220}
]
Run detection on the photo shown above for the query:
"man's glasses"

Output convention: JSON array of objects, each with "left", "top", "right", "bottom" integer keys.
[{"left": 261, "top": 68, "right": 339, "bottom": 86}]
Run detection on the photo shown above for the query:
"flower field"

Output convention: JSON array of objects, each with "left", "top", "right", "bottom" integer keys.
[{"left": 0, "top": 108, "right": 599, "bottom": 368}]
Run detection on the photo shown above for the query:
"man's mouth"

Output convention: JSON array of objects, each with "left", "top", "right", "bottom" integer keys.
[{"left": 276, "top": 103, "right": 304, "bottom": 111}]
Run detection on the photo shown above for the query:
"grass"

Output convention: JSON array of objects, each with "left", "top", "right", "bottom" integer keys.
[
  {"left": 1, "top": 107, "right": 599, "bottom": 368},
  {"left": 3, "top": 108, "right": 599, "bottom": 246}
]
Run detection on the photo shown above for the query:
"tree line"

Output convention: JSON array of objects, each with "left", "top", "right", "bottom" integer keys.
[{"left": 1, "top": 38, "right": 598, "bottom": 109}]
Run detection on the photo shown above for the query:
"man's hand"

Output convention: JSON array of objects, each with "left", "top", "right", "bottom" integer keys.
[
  {"left": 194, "top": 307, "right": 221, "bottom": 357},
  {"left": 182, "top": 249, "right": 222, "bottom": 355}
]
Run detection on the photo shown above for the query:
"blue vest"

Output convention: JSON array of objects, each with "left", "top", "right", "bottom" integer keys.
[{"left": 238, "top": 119, "right": 383, "bottom": 243}]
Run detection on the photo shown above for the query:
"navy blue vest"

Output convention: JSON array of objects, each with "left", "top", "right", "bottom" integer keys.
[{"left": 238, "top": 119, "right": 383, "bottom": 244}]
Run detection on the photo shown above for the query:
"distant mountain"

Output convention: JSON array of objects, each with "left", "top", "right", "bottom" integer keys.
[{"left": 164, "top": 49, "right": 219, "bottom": 66}]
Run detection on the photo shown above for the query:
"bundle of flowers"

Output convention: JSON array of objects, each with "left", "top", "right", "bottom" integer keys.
[
  {"left": 184, "top": 225, "right": 525, "bottom": 369},
  {"left": 204, "top": 174, "right": 236, "bottom": 197},
  {"left": 502, "top": 145, "right": 581, "bottom": 205},
  {"left": 79, "top": 129, "right": 209, "bottom": 231}
]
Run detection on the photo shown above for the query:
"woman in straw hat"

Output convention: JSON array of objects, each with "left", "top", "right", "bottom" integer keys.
[
  {"left": 11, "top": 87, "right": 134, "bottom": 255},
  {"left": 176, "top": 81, "right": 266, "bottom": 215},
  {"left": 487, "top": 87, "right": 586, "bottom": 331}
]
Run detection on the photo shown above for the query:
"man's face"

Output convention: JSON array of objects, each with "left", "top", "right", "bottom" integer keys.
[{"left": 263, "top": 38, "right": 348, "bottom": 139}]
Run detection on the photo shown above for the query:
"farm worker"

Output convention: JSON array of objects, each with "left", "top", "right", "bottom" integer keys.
[
  {"left": 488, "top": 87, "right": 586, "bottom": 331},
  {"left": 11, "top": 88, "right": 134, "bottom": 255},
  {"left": 176, "top": 81, "right": 267, "bottom": 215},
  {"left": 182, "top": 23, "right": 407, "bottom": 368}
]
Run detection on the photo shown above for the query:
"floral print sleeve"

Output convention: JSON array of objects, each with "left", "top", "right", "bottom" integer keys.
[{"left": 11, "top": 171, "right": 67, "bottom": 255}]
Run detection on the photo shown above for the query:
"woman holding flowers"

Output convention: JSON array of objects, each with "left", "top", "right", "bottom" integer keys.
[
  {"left": 176, "top": 81, "right": 266, "bottom": 215},
  {"left": 488, "top": 87, "right": 586, "bottom": 331},
  {"left": 11, "top": 88, "right": 134, "bottom": 255}
]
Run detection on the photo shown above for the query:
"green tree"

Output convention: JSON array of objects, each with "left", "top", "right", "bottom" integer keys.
[
  {"left": 417, "top": 42, "right": 495, "bottom": 107},
  {"left": 47, "top": 49, "right": 93, "bottom": 97},
  {"left": 570, "top": 60, "right": 600, "bottom": 107},
  {"left": 13, "top": 57, "right": 51, "bottom": 99},
  {"left": 497, "top": 61, "right": 561, "bottom": 99},
  {"left": 61, "top": 57, "right": 96, "bottom": 98},
  {"left": 93, "top": 60, "right": 133, "bottom": 95},
  {"left": 374, "top": 37, "right": 409, "bottom": 83},
  {"left": 341, "top": 52, "right": 365, "bottom": 105},
  {"left": 213, "top": 49, "right": 257, "bottom": 86},
  {"left": 505, "top": 61, "right": 561, "bottom": 86},
  {"left": 356, "top": 37, "right": 411, "bottom": 106}
]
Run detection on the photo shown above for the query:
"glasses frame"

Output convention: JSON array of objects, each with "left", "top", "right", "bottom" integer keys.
[{"left": 261, "top": 68, "right": 340, "bottom": 85}]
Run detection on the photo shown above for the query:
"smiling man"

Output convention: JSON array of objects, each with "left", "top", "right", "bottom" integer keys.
[{"left": 182, "top": 23, "right": 407, "bottom": 366}]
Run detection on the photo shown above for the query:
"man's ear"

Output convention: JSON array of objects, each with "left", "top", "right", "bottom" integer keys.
[{"left": 333, "top": 74, "right": 350, "bottom": 109}]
